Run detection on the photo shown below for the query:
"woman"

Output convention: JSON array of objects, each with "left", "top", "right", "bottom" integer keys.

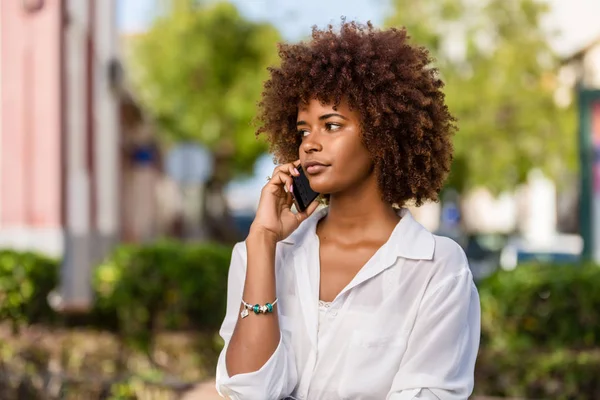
[{"left": 216, "top": 21, "right": 480, "bottom": 400}]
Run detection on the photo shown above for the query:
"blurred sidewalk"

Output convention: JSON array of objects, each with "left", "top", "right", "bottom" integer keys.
[
  {"left": 181, "top": 379, "right": 221, "bottom": 399},
  {"left": 181, "top": 380, "right": 527, "bottom": 400}
]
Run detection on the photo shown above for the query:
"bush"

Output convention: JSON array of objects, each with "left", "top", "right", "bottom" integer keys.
[
  {"left": 476, "top": 263, "right": 600, "bottom": 398},
  {"left": 4, "top": 246, "right": 600, "bottom": 397},
  {"left": 476, "top": 348, "right": 600, "bottom": 399},
  {"left": 0, "top": 250, "right": 59, "bottom": 330},
  {"left": 478, "top": 263, "right": 600, "bottom": 350},
  {"left": 0, "top": 240, "right": 233, "bottom": 346},
  {"left": 176, "top": 244, "right": 233, "bottom": 329},
  {"left": 93, "top": 240, "right": 232, "bottom": 350}
]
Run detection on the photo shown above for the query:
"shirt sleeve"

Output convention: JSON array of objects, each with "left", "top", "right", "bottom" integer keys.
[
  {"left": 215, "top": 242, "right": 298, "bottom": 400},
  {"left": 387, "top": 267, "right": 481, "bottom": 400}
]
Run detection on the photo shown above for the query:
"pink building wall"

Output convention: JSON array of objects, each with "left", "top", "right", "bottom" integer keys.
[
  {"left": 1, "top": 0, "right": 122, "bottom": 306},
  {"left": 1, "top": 0, "right": 63, "bottom": 230}
]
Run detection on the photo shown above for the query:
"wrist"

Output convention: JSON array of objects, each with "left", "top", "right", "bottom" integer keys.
[{"left": 247, "top": 225, "right": 279, "bottom": 245}]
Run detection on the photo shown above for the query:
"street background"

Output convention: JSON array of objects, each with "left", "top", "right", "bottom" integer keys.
[{"left": 1, "top": 0, "right": 600, "bottom": 398}]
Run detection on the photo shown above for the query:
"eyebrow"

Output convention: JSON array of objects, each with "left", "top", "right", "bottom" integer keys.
[{"left": 296, "top": 113, "right": 349, "bottom": 126}]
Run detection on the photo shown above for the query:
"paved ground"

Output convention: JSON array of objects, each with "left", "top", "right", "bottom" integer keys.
[
  {"left": 181, "top": 379, "right": 221, "bottom": 399},
  {"left": 179, "top": 380, "right": 525, "bottom": 400}
]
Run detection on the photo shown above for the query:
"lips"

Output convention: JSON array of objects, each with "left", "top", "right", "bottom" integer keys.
[{"left": 304, "top": 161, "right": 329, "bottom": 175}]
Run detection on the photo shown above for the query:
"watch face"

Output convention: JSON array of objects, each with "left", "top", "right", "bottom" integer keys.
[{"left": 22, "top": 0, "right": 45, "bottom": 12}]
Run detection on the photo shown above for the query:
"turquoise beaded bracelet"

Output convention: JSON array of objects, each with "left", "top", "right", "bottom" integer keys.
[{"left": 240, "top": 298, "right": 278, "bottom": 319}]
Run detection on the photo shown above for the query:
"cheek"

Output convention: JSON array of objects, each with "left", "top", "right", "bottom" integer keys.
[
  {"left": 310, "top": 141, "right": 372, "bottom": 193},
  {"left": 337, "top": 141, "right": 372, "bottom": 178}
]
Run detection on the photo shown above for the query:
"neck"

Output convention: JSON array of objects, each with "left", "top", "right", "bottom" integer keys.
[{"left": 321, "top": 175, "right": 400, "bottom": 236}]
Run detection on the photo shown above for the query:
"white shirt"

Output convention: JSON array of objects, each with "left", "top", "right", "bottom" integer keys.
[{"left": 216, "top": 207, "right": 481, "bottom": 400}]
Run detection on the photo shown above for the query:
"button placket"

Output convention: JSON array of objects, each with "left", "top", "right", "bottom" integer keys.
[{"left": 297, "top": 349, "right": 317, "bottom": 400}]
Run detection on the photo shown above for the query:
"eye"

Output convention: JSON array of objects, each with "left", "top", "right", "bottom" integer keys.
[
  {"left": 326, "top": 123, "right": 342, "bottom": 131},
  {"left": 297, "top": 129, "right": 310, "bottom": 137}
]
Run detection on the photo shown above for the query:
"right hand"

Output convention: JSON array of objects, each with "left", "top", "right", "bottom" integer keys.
[{"left": 250, "top": 161, "right": 320, "bottom": 242}]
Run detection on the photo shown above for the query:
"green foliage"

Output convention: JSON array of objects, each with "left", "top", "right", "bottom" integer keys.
[
  {"left": 128, "top": 1, "right": 281, "bottom": 175},
  {"left": 0, "top": 242, "right": 233, "bottom": 354},
  {"left": 0, "top": 250, "right": 58, "bottom": 330},
  {"left": 106, "top": 380, "right": 138, "bottom": 400},
  {"left": 386, "top": 0, "right": 576, "bottom": 192},
  {"left": 476, "top": 263, "right": 600, "bottom": 398},
  {"left": 94, "top": 240, "right": 232, "bottom": 351},
  {"left": 175, "top": 244, "right": 233, "bottom": 328},
  {"left": 479, "top": 263, "right": 600, "bottom": 350},
  {"left": 5, "top": 245, "right": 600, "bottom": 397},
  {"left": 476, "top": 347, "right": 600, "bottom": 399}
]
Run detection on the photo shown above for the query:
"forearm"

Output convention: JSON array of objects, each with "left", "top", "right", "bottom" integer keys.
[{"left": 225, "top": 228, "right": 282, "bottom": 376}]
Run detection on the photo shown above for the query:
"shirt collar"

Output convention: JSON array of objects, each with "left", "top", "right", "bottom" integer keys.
[{"left": 281, "top": 207, "right": 435, "bottom": 261}]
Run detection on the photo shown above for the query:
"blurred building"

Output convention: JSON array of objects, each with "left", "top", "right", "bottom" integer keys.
[
  {"left": 0, "top": 0, "right": 64, "bottom": 256},
  {"left": 559, "top": 36, "right": 600, "bottom": 92},
  {"left": 119, "top": 91, "right": 166, "bottom": 243},
  {"left": 461, "top": 170, "right": 559, "bottom": 239},
  {"left": 0, "top": 0, "right": 122, "bottom": 309},
  {"left": 557, "top": 36, "right": 600, "bottom": 260},
  {"left": 458, "top": 38, "right": 600, "bottom": 240},
  {"left": 118, "top": 33, "right": 188, "bottom": 242}
]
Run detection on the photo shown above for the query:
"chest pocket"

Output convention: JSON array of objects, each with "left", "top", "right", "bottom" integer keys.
[{"left": 338, "top": 329, "right": 408, "bottom": 399}]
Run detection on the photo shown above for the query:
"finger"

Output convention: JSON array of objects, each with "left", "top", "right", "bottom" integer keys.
[
  {"left": 273, "top": 162, "right": 300, "bottom": 177},
  {"left": 296, "top": 198, "right": 320, "bottom": 222},
  {"left": 284, "top": 190, "right": 294, "bottom": 208},
  {"left": 273, "top": 160, "right": 298, "bottom": 174},
  {"left": 272, "top": 164, "right": 288, "bottom": 175},
  {"left": 266, "top": 170, "right": 293, "bottom": 193},
  {"left": 292, "top": 160, "right": 301, "bottom": 174},
  {"left": 271, "top": 165, "right": 289, "bottom": 179},
  {"left": 304, "top": 198, "right": 320, "bottom": 216},
  {"left": 288, "top": 163, "right": 300, "bottom": 177}
]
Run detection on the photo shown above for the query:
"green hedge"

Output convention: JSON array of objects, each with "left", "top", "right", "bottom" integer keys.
[
  {"left": 0, "top": 250, "right": 59, "bottom": 330},
  {"left": 93, "top": 240, "right": 232, "bottom": 350},
  {"left": 476, "top": 348, "right": 600, "bottom": 399},
  {"left": 3, "top": 247, "right": 600, "bottom": 398},
  {"left": 475, "top": 263, "right": 600, "bottom": 399},
  {"left": 0, "top": 241, "right": 232, "bottom": 341}
]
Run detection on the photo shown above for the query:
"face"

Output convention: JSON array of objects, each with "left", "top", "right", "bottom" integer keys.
[{"left": 296, "top": 99, "right": 374, "bottom": 195}]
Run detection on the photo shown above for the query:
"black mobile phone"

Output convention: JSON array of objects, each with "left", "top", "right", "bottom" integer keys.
[{"left": 292, "top": 166, "right": 319, "bottom": 212}]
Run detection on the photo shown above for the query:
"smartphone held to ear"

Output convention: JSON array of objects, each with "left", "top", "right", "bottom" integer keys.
[{"left": 292, "top": 166, "right": 319, "bottom": 212}]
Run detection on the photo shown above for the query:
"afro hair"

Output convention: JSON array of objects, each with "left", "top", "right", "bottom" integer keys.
[{"left": 256, "top": 20, "right": 456, "bottom": 207}]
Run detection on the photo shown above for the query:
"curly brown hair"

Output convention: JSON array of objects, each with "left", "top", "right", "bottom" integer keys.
[{"left": 256, "top": 20, "right": 456, "bottom": 207}]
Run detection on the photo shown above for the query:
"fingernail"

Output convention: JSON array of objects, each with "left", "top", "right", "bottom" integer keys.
[
  {"left": 289, "top": 184, "right": 294, "bottom": 193},
  {"left": 284, "top": 185, "right": 288, "bottom": 193},
  {"left": 293, "top": 168, "right": 299, "bottom": 175}
]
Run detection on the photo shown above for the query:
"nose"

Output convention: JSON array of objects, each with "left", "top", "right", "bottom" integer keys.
[{"left": 301, "top": 132, "right": 323, "bottom": 154}]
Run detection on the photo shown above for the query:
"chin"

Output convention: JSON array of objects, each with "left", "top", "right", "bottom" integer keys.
[{"left": 307, "top": 176, "right": 338, "bottom": 194}]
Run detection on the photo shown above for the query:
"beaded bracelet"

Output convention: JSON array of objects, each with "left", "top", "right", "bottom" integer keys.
[{"left": 240, "top": 298, "right": 278, "bottom": 318}]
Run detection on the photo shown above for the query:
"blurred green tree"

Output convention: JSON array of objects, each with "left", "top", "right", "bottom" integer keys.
[
  {"left": 128, "top": 0, "right": 280, "bottom": 242},
  {"left": 387, "top": 0, "right": 576, "bottom": 192}
]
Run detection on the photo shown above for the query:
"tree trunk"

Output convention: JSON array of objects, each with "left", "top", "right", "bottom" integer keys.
[{"left": 201, "top": 145, "right": 244, "bottom": 245}]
